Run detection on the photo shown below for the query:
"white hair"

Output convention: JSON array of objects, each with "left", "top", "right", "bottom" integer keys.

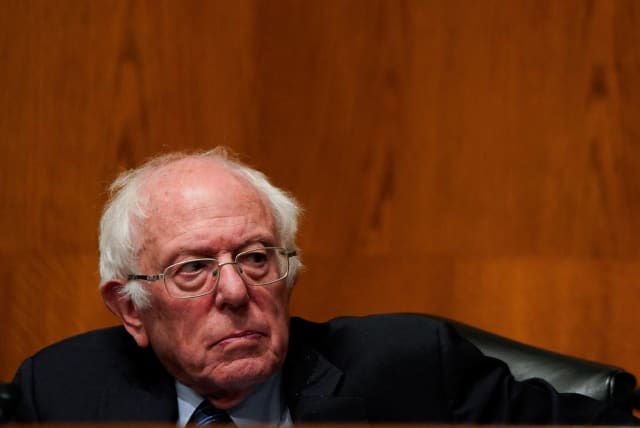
[{"left": 99, "top": 148, "right": 302, "bottom": 309}]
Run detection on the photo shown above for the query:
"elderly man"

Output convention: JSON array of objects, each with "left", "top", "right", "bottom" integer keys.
[{"left": 10, "top": 149, "right": 637, "bottom": 425}]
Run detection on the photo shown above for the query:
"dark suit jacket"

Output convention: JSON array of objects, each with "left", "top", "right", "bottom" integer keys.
[{"left": 11, "top": 313, "right": 637, "bottom": 424}]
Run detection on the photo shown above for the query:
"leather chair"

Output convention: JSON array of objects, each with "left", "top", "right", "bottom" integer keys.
[
  {"left": 0, "top": 382, "right": 19, "bottom": 423},
  {"left": 438, "top": 315, "right": 637, "bottom": 409}
]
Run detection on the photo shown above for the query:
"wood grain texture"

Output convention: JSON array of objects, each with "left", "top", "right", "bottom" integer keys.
[{"left": 1, "top": 0, "right": 639, "bottom": 386}]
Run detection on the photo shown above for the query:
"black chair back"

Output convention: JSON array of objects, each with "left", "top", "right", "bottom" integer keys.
[
  {"left": 0, "top": 382, "right": 19, "bottom": 423},
  {"left": 441, "top": 317, "right": 637, "bottom": 408}
]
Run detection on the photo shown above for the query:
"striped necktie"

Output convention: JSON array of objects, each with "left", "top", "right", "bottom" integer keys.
[{"left": 188, "top": 400, "right": 234, "bottom": 426}]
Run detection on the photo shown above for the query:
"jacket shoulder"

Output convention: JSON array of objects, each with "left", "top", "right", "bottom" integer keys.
[
  {"left": 32, "top": 325, "right": 136, "bottom": 359},
  {"left": 289, "top": 313, "right": 453, "bottom": 373},
  {"left": 12, "top": 326, "right": 175, "bottom": 422},
  {"left": 290, "top": 313, "right": 448, "bottom": 348}
]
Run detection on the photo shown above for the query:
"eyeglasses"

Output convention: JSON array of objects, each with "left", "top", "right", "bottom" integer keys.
[{"left": 127, "top": 247, "right": 297, "bottom": 299}]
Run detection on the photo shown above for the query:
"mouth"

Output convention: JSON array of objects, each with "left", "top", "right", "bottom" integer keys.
[{"left": 214, "top": 330, "right": 265, "bottom": 347}]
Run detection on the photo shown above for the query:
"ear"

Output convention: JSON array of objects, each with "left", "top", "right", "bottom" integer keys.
[{"left": 101, "top": 280, "right": 150, "bottom": 348}]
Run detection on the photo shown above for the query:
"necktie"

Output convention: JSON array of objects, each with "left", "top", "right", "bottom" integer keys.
[{"left": 188, "top": 400, "right": 234, "bottom": 426}]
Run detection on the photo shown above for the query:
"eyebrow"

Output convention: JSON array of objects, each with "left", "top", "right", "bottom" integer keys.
[{"left": 169, "top": 235, "right": 278, "bottom": 261}]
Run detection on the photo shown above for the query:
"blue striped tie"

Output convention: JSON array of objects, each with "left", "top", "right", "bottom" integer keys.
[{"left": 188, "top": 401, "right": 234, "bottom": 426}]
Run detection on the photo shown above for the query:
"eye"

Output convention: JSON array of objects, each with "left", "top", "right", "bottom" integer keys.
[
  {"left": 175, "top": 259, "right": 211, "bottom": 275},
  {"left": 236, "top": 249, "right": 273, "bottom": 283},
  {"left": 241, "top": 251, "right": 268, "bottom": 267},
  {"left": 167, "top": 259, "right": 216, "bottom": 294}
]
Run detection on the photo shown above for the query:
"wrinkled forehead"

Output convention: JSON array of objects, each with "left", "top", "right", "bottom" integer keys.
[{"left": 138, "top": 157, "right": 274, "bottom": 232}]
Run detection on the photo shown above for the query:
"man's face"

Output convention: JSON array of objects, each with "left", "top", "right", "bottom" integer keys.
[{"left": 127, "top": 159, "right": 292, "bottom": 408}]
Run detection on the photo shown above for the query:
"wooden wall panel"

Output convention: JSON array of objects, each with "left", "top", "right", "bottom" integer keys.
[{"left": 1, "top": 0, "right": 639, "bottom": 389}]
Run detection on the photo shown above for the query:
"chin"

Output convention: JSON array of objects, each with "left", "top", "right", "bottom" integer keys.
[
  {"left": 226, "top": 355, "right": 277, "bottom": 382},
  {"left": 196, "top": 353, "right": 278, "bottom": 395}
]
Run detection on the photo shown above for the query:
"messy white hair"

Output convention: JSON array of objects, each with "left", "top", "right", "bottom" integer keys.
[{"left": 98, "top": 147, "right": 302, "bottom": 309}]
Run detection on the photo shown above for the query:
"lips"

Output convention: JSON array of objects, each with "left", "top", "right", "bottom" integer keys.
[{"left": 214, "top": 330, "right": 265, "bottom": 347}]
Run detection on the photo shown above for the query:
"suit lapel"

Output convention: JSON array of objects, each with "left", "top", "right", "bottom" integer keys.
[{"left": 283, "top": 338, "right": 367, "bottom": 422}]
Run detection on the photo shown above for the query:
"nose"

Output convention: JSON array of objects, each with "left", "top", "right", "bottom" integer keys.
[{"left": 214, "top": 261, "right": 250, "bottom": 308}]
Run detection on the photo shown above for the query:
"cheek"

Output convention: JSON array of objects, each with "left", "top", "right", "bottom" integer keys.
[
  {"left": 256, "top": 285, "right": 290, "bottom": 321},
  {"left": 141, "top": 303, "right": 216, "bottom": 380},
  {"left": 267, "top": 289, "right": 291, "bottom": 354},
  {"left": 272, "top": 321, "right": 289, "bottom": 361},
  {"left": 142, "top": 297, "right": 205, "bottom": 350},
  {"left": 247, "top": 286, "right": 290, "bottom": 341}
]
